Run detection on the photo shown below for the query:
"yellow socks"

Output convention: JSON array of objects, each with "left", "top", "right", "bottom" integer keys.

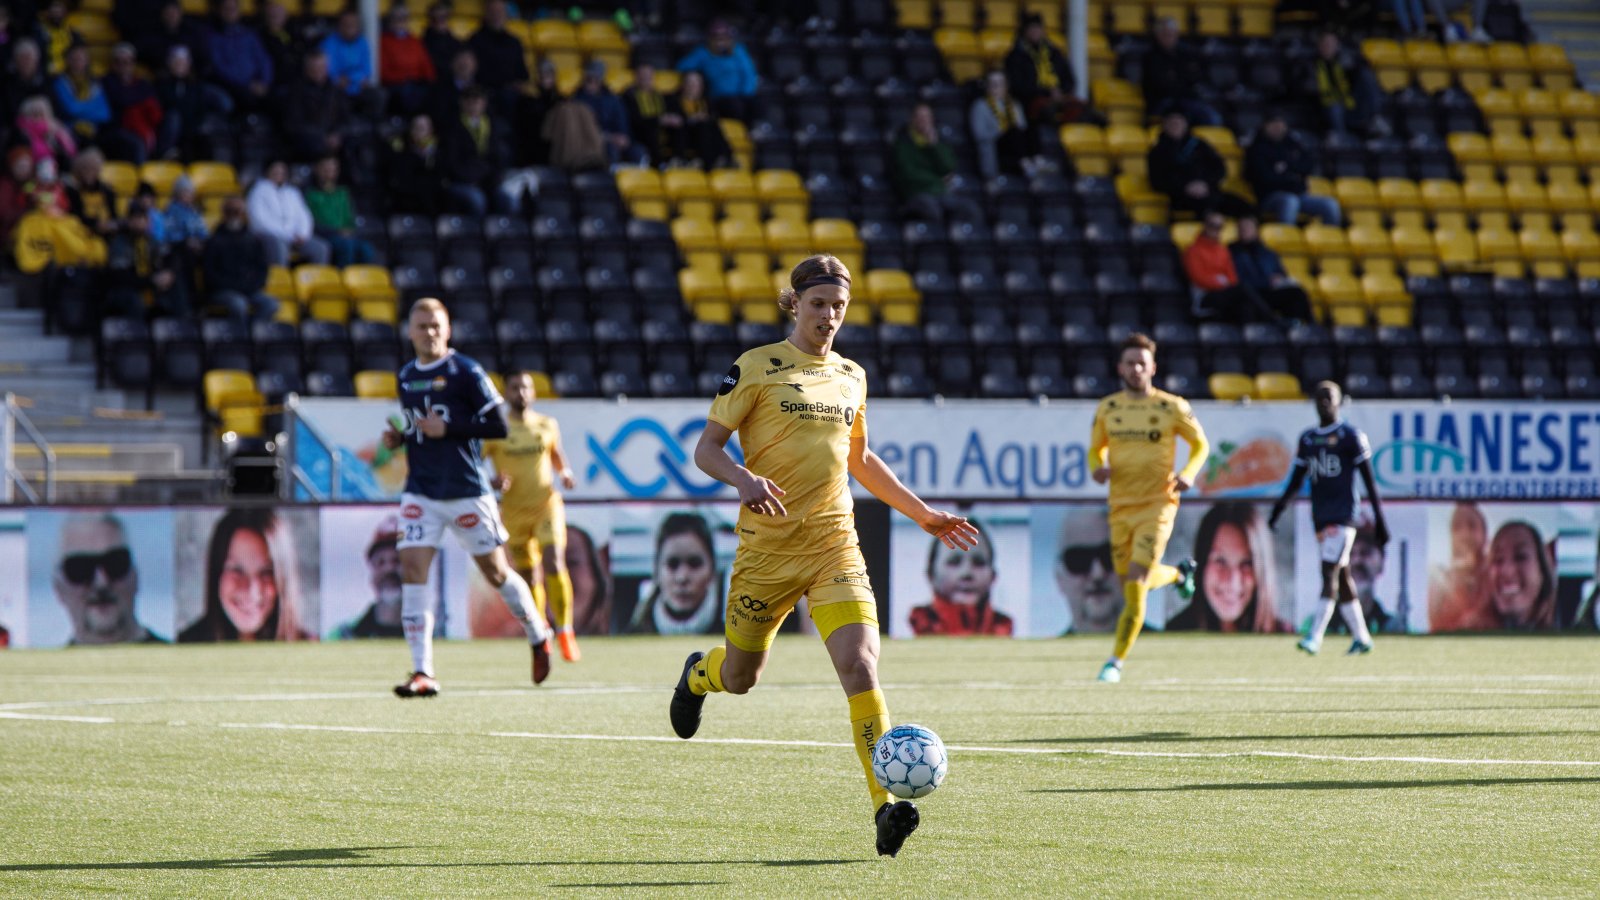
[
  {"left": 1112, "top": 579, "right": 1150, "bottom": 661},
  {"left": 1147, "top": 563, "right": 1180, "bottom": 590},
  {"left": 545, "top": 571, "right": 574, "bottom": 630},
  {"left": 526, "top": 571, "right": 549, "bottom": 620},
  {"left": 686, "top": 645, "right": 726, "bottom": 696},
  {"left": 848, "top": 689, "right": 892, "bottom": 810}
]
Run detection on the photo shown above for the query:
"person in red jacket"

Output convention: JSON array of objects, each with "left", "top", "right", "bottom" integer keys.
[
  {"left": 1183, "top": 210, "right": 1277, "bottom": 324},
  {"left": 380, "top": 5, "right": 435, "bottom": 116}
]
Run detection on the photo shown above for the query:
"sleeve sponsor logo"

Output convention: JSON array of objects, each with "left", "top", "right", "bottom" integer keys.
[{"left": 718, "top": 364, "right": 740, "bottom": 396}]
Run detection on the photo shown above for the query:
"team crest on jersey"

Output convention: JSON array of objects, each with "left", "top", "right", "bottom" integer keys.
[
  {"left": 455, "top": 513, "right": 480, "bottom": 528},
  {"left": 432, "top": 377, "right": 447, "bottom": 391},
  {"left": 840, "top": 381, "right": 854, "bottom": 399}
]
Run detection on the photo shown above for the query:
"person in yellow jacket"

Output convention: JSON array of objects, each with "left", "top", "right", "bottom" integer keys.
[{"left": 14, "top": 189, "right": 107, "bottom": 274}]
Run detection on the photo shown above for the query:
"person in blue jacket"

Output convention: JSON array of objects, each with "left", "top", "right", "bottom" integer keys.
[
  {"left": 1229, "top": 215, "right": 1312, "bottom": 324},
  {"left": 320, "top": 9, "right": 373, "bottom": 98},
  {"left": 206, "top": 0, "right": 273, "bottom": 109},
  {"left": 576, "top": 60, "right": 646, "bottom": 166},
  {"left": 675, "top": 19, "right": 757, "bottom": 122}
]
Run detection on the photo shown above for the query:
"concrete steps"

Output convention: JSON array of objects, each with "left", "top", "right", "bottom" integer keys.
[{"left": 1521, "top": 0, "right": 1600, "bottom": 89}]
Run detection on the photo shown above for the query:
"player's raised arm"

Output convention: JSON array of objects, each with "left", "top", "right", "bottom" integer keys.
[
  {"left": 694, "top": 421, "right": 787, "bottom": 516},
  {"left": 848, "top": 414, "right": 978, "bottom": 551},
  {"left": 1172, "top": 400, "right": 1210, "bottom": 492}
]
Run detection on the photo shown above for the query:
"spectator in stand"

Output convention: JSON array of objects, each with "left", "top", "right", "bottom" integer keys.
[
  {"left": 134, "top": 0, "right": 211, "bottom": 74},
  {"left": 380, "top": 5, "right": 435, "bottom": 117},
  {"left": 106, "top": 204, "right": 186, "bottom": 318},
  {"left": 163, "top": 174, "right": 208, "bottom": 278},
  {"left": 675, "top": 18, "right": 757, "bottom": 122},
  {"left": 203, "top": 195, "right": 279, "bottom": 325},
  {"left": 385, "top": 113, "right": 446, "bottom": 214},
  {"left": 468, "top": 0, "right": 528, "bottom": 112},
  {"left": 1184, "top": 209, "right": 1284, "bottom": 324},
  {"left": 622, "top": 62, "right": 669, "bottom": 164},
  {"left": 665, "top": 70, "right": 732, "bottom": 171},
  {"left": 577, "top": 59, "right": 647, "bottom": 167},
  {"left": 1147, "top": 108, "right": 1255, "bottom": 219},
  {"left": 37, "top": 0, "right": 79, "bottom": 73},
  {"left": 1142, "top": 16, "right": 1220, "bottom": 126},
  {"left": 512, "top": 58, "right": 562, "bottom": 167},
  {"left": 428, "top": 48, "right": 478, "bottom": 128},
  {"left": 304, "top": 155, "right": 373, "bottom": 266},
  {"left": 281, "top": 48, "right": 348, "bottom": 162},
  {"left": 421, "top": 2, "right": 462, "bottom": 80},
  {"left": 1310, "top": 29, "right": 1391, "bottom": 138},
  {"left": 55, "top": 44, "right": 141, "bottom": 162},
  {"left": 64, "top": 148, "right": 119, "bottom": 237},
  {"left": 970, "top": 70, "right": 1042, "bottom": 179},
  {"left": 891, "top": 103, "right": 984, "bottom": 228},
  {"left": 206, "top": 0, "right": 274, "bottom": 110},
  {"left": 22, "top": 154, "right": 69, "bottom": 214},
  {"left": 0, "top": 147, "right": 38, "bottom": 246},
  {"left": 258, "top": 1, "right": 306, "bottom": 93},
  {"left": 543, "top": 88, "right": 608, "bottom": 172},
  {"left": 12, "top": 186, "right": 107, "bottom": 274},
  {"left": 113, "top": 0, "right": 169, "bottom": 65},
  {"left": 1428, "top": 0, "right": 1493, "bottom": 44},
  {"left": 321, "top": 8, "right": 373, "bottom": 99},
  {"left": 246, "top": 158, "right": 330, "bottom": 265},
  {"left": 1003, "top": 14, "right": 1094, "bottom": 127},
  {"left": 1230, "top": 214, "right": 1313, "bottom": 324},
  {"left": 102, "top": 43, "right": 163, "bottom": 164},
  {"left": 156, "top": 45, "right": 230, "bottom": 161},
  {"left": 1245, "top": 111, "right": 1342, "bottom": 226},
  {"left": 129, "top": 182, "right": 166, "bottom": 244},
  {"left": 13, "top": 95, "right": 77, "bottom": 166},
  {"left": 440, "top": 86, "right": 516, "bottom": 215},
  {"left": 3, "top": 40, "right": 49, "bottom": 127}
]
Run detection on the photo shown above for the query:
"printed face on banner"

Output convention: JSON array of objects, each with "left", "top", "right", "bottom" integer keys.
[
  {"left": 890, "top": 504, "right": 1029, "bottom": 638},
  {"left": 1423, "top": 502, "right": 1600, "bottom": 632},
  {"left": 0, "top": 512, "right": 24, "bottom": 648},
  {"left": 25, "top": 508, "right": 175, "bottom": 648},
  {"left": 1165, "top": 501, "right": 1296, "bottom": 634},
  {"left": 608, "top": 504, "right": 738, "bottom": 637},
  {"left": 1028, "top": 504, "right": 1119, "bottom": 636},
  {"left": 171, "top": 507, "right": 321, "bottom": 643}
]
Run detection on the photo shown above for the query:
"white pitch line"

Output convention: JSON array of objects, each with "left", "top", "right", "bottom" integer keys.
[
  {"left": 215, "top": 721, "right": 1600, "bottom": 769},
  {"left": 0, "top": 711, "right": 115, "bottom": 723}
]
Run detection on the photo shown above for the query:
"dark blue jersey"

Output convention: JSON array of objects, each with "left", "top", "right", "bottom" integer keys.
[
  {"left": 397, "top": 352, "right": 503, "bottom": 499},
  {"left": 1293, "top": 420, "right": 1372, "bottom": 528}
]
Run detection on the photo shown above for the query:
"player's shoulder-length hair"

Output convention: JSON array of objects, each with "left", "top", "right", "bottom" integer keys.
[
  {"left": 777, "top": 254, "right": 851, "bottom": 320},
  {"left": 195, "top": 508, "right": 310, "bottom": 642},
  {"left": 1192, "top": 501, "right": 1284, "bottom": 633}
]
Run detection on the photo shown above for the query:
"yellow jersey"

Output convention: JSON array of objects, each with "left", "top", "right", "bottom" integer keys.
[
  {"left": 1091, "top": 388, "right": 1210, "bottom": 510},
  {"left": 483, "top": 412, "right": 561, "bottom": 520},
  {"left": 707, "top": 340, "right": 867, "bottom": 557}
]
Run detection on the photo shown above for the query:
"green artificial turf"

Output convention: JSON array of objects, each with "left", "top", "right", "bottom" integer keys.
[{"left": 2, "top": 635, "right": 1597, "bottom": 897}]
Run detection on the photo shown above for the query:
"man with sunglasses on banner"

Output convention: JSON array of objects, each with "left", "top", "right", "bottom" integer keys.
[
  {"left": 1053, "top": 507, "right": 1122, "bottom": 634},
  {"left": 52, "top": 513, "right": 167, "bottom": 645},
  {"left": 1090, "top": 333, "right": 1207, "bottom": 682}
]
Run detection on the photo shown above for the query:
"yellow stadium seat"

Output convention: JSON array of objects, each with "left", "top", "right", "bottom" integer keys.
[
  {"left": 936, "top": 0, "right": 977, "bottom": 28},
  {"left": 1254, "top": 373, "right": 1303, "bottom": 401},
  {"left": 1461, "top": 178, "right": 1506, "bottom": 213},
  {"left": 1559, "top": 91, "right": 1600, "bottom": 135},
  {"left": 864, "top": 270, "right": 920, "bottom": 306},
  {"left": 293, "top": 264, "right": 344, "bottom": 302},
  {"left": 1433, "top": 227, "right": 1477, "bottom": 267},
  {"left": 1404, "top": 40, "right": 1451, "bottom": 92},
  {"left": 575, "top": 20, "right": 626, "bottom": 52},
  {"left": 1259, "top": 223, "right": 1306, "bottom": 256},
  {"left": 1505, "top": 180, "right": 1551, "bottom": 215},
  {"left": 1446, "top": 132, "right": 1492, "bottom": 166},
  {"left": 1363, "top": 39, "right": 1405, "bottom": 71},
  {"left": 204, "top": 369, "right": 264, "bottom": 437},
  {"left": 663, "top": 169, "right": 715, "bottom": 220},
  {"left": 709, "top": 168, "right": 758, "bottom": 218},
  {"left": 897, "top": 0, "right": 934, "bottom": 28},
  {"left": 1109, "top": 0, "right": 1146, "bottom": 35},
  {"left": 1418, "top": 178, "right": 1464, "bottom": 216},
  {"left": 765, "top": 218, "right": 813, "bottom": 257},
  {"left": 138, "top": 160, "right": 185, "bottom": 197},
  {"left": 725, "top": 268, "right": 771, "bottom": 303},
  {"left": 1061, "top": 124, "right": 1110, "bottom": 176},
  {"left": 1474, "top": 87, "right": 1519, "bottom": 126},
  {"left": 1304, "top": 223, "right": 1351, "bottom": 259},
  {"left": 755, "top": 169, "right": 808, "bottom": 221},
  {"left": 1517, "top": 88, "right": 1560, "bottom": 125},
  {"left": 1334, "top": 177, "right": 1380, "bottom": 213},
  {"left": 1374, "top": 303, "right": 1413, "bottom": 327},
  {"left": 933, "top": 28, "right": 984, "bottom": 81},
  {"left": 1208, "top": 373, "right": 1255, "bottom": 402},
  {"left": 353, "top": 371, "right": 397, "bottom": 400},
  {"left": 1532, "top": 133, "right": 1576, "bottom": 169},
  {"left": 679, "top": 268, "right": 729, "bottom": 305},
  {"left": 1390, "top": 224, "right": 1435, "bottom": 265},
  {"left": 811, "top": 218, "right": 862, "bottom": 256},
  {"left": 1361, "top": 271, "right": 1408, "bottom": 306},
  {"left": 1446, "top": 43, "right": 1492, "bottom": 91},
  {"left": 1317, "top": 272, "right": 1362, "bottom": 306},
  {"left": 1193, "top": 126, "right": 1240, "bottom": 161},
  {"left": 670, "top": 217, "right": 720, "bottom": 254},
  {"left": 1022, "top": 0, "right": 1062, "bottom": 30},
  {"left": 187, "top": 162, "right": 239, "bottom": 200},
  {"left": 344, "top": 265, "right": 397, "bottom": 322},
  {"left": 205, "top": 369, "right": 256, "bottom": 414},
  {"left": 1530, "top": 43, "right": 1575, "bottom": 82},
  {"left": 1488, "top": 42, "right": 1534, "bottom": 90},
  {"left": 1346, "top": 224, "right": 1393, "bottom": 260},
  {"left": 1376, "top": 177, "right": 1421, "bottom": 212},
  {"left": 1561, "top": 227, "right": 1600, "bottom": 265},
  {"left": 1106, "top": 123, "right": 1150, "bottom": 160},
  {"left": 978, "top": 28, "right": 1013, "bottom": 66},
  {"left": 101, "top": 160, "right": 138, "bottom": 198},
  {"left": 878, "top": 302, "right": 920, "bottom": 325},
  {"left": 616, "top": 167, "right": 665, "bottom": 202},
  {"left": 1475, "top": 224, "right": 1520, "bottom": 265},
  {"left": 1236, "top": 3, "right": 1273, "bottom": 38},
  {"left": 1520, "top": 228, "right": 1566, "bottom": 278}
]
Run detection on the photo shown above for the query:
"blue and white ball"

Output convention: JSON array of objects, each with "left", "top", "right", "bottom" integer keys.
[{"left": 872, "top": 724, "right": 948, "bottom": 799}]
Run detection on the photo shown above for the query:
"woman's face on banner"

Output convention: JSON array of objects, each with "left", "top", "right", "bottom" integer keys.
[
  {"left": 1488, "top": 526, "right": 1542, "bottom": 622},
  {"left": 656, "top": 532, "right": 712, "bottom": 614},
  {"left": 1450, "top": 505, "right": 1486, "bottom": 562},
  {"left": 929, "top": 537, "right": 994, "bottom": 605},
  {"left": 220, "top": 528, "right": 277, "bottom": 637},
  {"left": 1203, "top": 523, "right": 1255, "bottom": 623}
]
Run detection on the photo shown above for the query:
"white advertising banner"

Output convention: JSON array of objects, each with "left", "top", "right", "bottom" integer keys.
[{"left": 290, "top": 398, "right": 1600, "bottom": 502}]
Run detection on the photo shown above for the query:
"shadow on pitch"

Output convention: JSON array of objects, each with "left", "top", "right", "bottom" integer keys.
[
  {"left": 0, "top": 846, "right": 868, "bottom": 873},
  {"left": 1005, "top": 729, "right": 1599, "bottom": 745},
  {"left": 1035, "top": 776, "right": 1600, "bottom": 794},
  {"left": 551, "top": 881, "right": 729, "bottom": 889}
]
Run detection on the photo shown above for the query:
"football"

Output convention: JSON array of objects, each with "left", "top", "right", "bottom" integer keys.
[{"left": 872, "top": 724, "right": 948, "bottom": 799}]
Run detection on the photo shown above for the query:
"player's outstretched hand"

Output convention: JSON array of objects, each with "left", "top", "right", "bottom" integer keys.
[
  {"left": 418, "top": 408, "right": 448, "bottom": 438},
  {"left": 560, "top": 468, "right": 576, "bottom": 490},
  {"left": 1374, "top": 520, "right": 1391, "bottom": 548},
  {"left": 382, "top": 427, "right": 403, "bottom": 450},
  {"left": 1173, "top": 475, "right": 1193, "bottom": 493},
  {"left": 1091, "top": 466, "right": 1111, "bottom": 485},
  {"left": 738, "top": 474, "right": 788, "bottom": 517},
  {"left": 920, "top": 510, "right": 980, "bottom": 551}
]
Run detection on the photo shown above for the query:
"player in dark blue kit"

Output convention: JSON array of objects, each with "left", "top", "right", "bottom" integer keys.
[
  {"left": 1268, "top": 381, "right": 1390, "bottom": 655},
  {"left": 381, "top": 298, "right": 552, "bottom": 698}
]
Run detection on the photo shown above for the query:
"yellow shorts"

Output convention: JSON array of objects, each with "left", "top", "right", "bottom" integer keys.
[
  {"left": 503, "top": 497, "right": 567, "bottom": 571},
  {"left": 1109, "top": 500, "right": 1179, "bottom": 575},
  {"left": 725, "top": 543, "right": 878, "bottom": 653}
]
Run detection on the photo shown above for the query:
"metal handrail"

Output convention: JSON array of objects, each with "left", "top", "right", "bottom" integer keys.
[
  {"left": 281, "top": 394, "right": 333, "bottom": 502},
  {"left": 3, "top": 392, "right": 55, "bottom": 504}
]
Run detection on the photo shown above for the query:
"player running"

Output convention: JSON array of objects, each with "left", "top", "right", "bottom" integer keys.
[
  {"left": 668, "top": 255, "right": 979, "bottom": 858},
  {"left": 1091, "top": 333, "right": 1209, "bottom": 684},
  {"left": 382, "top": 299, "right": 552, "bottom": 698},
  {"left": 483, "top": 372, "right": 582, "bottom": 663},
  {"left": 1268, "top": 381, "right": 1389, "bottom": 655}
]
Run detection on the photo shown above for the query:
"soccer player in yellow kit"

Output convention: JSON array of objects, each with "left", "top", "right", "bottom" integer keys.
[
  {"left": 668, "top": 254, "right": 979, "bottom": 858},
  {"left": 1090, "top": 332, "right": 1210, "bottom": 683},
  {"left": 483, "top": 372, "right": 582, "bottom": 662}
]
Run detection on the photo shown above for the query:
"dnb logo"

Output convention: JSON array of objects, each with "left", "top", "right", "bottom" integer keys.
[
  {"left": 455, "top": 513, "right": 481, "bottom": 528},
  {"left": 586, "top": 417, "right": 742, "bottom": 498},
  {"left": 401, "top": 504, "right": 424, "bottom": 520}
]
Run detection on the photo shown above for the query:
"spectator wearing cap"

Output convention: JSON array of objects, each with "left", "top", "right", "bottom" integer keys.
[
  {"left": 13, "top": 185, "right": 108, "bottom": 274},
  {"left": 321, "top": 8, "right": 374, "bottom": 98},
  {"left": 206, "top": 0, "right": 274, "bottom": 109},
  {"left": 2, "top": 39, "right": 49, "bottom": 126},
  {"left": 280, "top": 48, "right": 349, "bottom": 161},
  {"left": 421, "top": 2, "right": 463, "bottom": 81},
  {"left": 134, "top": 0, "right": 211, "bottom": 74},
  {"left": 102, "top": 43, "right": 163, "bottom": 164},
  {"left": 106, "top": 203, "right": 187, "bottom": 318},
  {"left": 970, "top": 70, "right": 1043, "bottom": 179},
  {"left": 1003, "top": 13, "right": 1096, "bottom": 126},
  {"left": 675, "top": 18, "right": 757, "bottom": 122},
  {"left": 664, "top": 70, "right": 731, "bottom": 171},
  {"left": 380, "top": 4, "right": 436, "bottom": 117},
  {"left": 203, "top": 195, "right": 279, "bottom": 326},
  {"left": 1245, "top": 112, "right": 1342, "bottom": 226},
  {"left": 37, "top": 0, "right": 81, "bottom": 73},
  {"left": 1141, "top": 16, "right": 1221, "bottom": 126},
  {"left": 304, "top": 155, "right": 374, "bottom": 266},
  {"left": 577, "top": 59, "right": 647, "bottom": 166},
  {"left": 333, "top": 516, "right": 406, "bottom": 639},
  {"left": 258, "top": 1, "right": 308, "bottom": 92},
  {"left": 1147, "top": 108, "right": 1255, "bottom": 219},
  {"left": 246, "top": 158, "right": 331, "bottom": 265},
  {"left": 468, "top": 0, "right": 528, "bottom": 112},
  {"left": 156, "top": 45, "right": 232, "bottom": 161},
  {"left": 890, "top": 103, "right": 985, "bottom": 228}
]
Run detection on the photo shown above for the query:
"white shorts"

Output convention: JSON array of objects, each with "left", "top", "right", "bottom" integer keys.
[
  {"left": 397, "top": 492, "right": 509, "bottom": 556},
  {"left": 1317, "top": 524, "right": 1357, "bottom": 566}
]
